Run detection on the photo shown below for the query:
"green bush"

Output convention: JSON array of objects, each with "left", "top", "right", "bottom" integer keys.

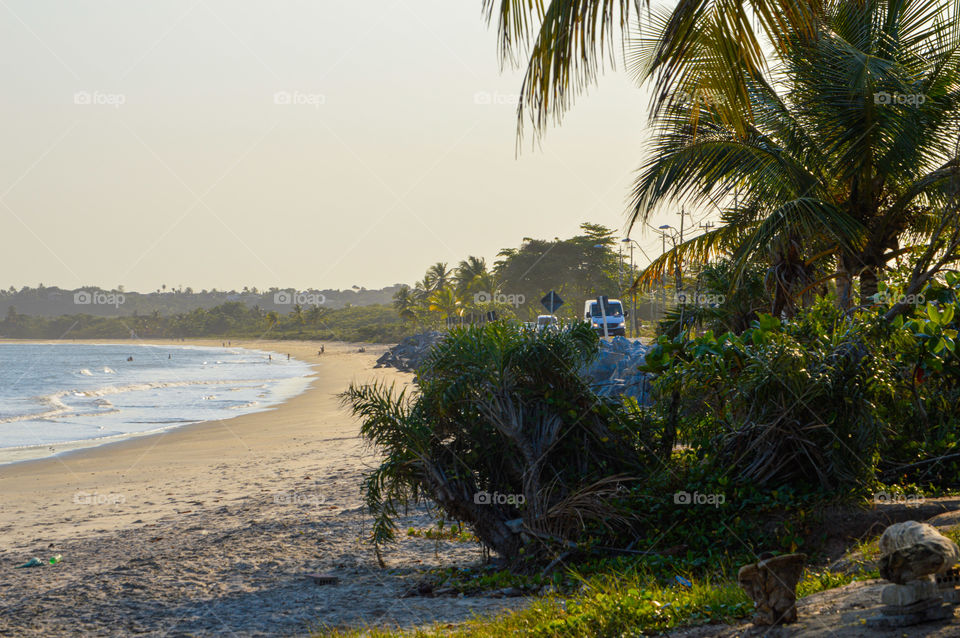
[
  {"left": 643, "top": 274, "right": 960, "bottom": 491},
  {"left": 342, "top": 321, "right": 660, "bottom": 563}
]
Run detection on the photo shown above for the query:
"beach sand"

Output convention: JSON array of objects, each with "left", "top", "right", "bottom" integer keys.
[{"left": 0, "top": 339, "right": 523, "bottom": 636}]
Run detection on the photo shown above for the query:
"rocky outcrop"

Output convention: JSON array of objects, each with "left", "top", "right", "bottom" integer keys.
[{"left": 374, "top": 332, "right": 444, "bottom": 372}]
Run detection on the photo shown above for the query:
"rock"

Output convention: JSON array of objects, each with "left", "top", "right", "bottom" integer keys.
[
  {"left": 738, "top": 553, "right": 807, "bottom": 625},
  {"left": 375, "top": 332, "right": 445, "bottom": 372},
  {"left": 581, "top": 338, "right": 652, "bottom": 405},
  {"left": 379, "top": 331, "right": 653, "bottom": 405},
  {"left": 878, "top": 521, "right": 960, "bottom": 584},
  {"left": 881, "top": 576, "right": 938, "bottom": 606}
]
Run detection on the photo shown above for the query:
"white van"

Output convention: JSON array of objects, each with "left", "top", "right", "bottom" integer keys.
[{"left": 583, "top": 298, "right": 627, "bottom": 337}]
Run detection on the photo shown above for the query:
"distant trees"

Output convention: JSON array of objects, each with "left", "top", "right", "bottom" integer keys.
[
  {"left": 392, "top": 223, "right": 649, "bottom": 328},
  {"left": 0, "top": 302, "right": 408, "bottom": 343}
]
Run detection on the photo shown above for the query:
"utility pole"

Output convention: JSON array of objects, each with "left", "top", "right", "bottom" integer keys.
[
  {"left": 629, "top": 241, "right": 636, "bottom": 337},
  {"left": 618, "top": 243, "right": 623, "bottom": 293},
  {"left": 675, "top": 209, "right": 686, "bottom": 295}
]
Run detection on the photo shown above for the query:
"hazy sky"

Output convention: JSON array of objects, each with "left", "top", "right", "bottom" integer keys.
[{"left": 0, "top": 1, "right": 693, "bottom": 292}]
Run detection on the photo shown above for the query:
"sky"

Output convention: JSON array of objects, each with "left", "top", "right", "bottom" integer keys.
[{"left": 0, "top": 0, "right": 697, "bottom": 293}]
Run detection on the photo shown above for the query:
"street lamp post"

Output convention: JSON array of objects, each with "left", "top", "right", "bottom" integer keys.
[
  {"left": 622, "top": 240, "right": 635, "bottom": 336},
  {"left": 621, "top": 237, "right": 655, "bottom": 338}
]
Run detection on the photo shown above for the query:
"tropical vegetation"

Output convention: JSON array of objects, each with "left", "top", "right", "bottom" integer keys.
[
  {"left": 392, "top": 223, "right": 654, "bottom": 328},
  {"left": 336, "top": 0, "right": 960, "bottom": 635}
]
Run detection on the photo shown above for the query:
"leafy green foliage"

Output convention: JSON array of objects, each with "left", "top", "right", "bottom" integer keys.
[
  {"left": 393, "top": 223, "right": 656, "bottom": 328},
  {"left": 342, "top": 321, "right": 660, "bottom": 562},
  {"left": 644, "top": 275, "right": 960, "bottom": 490}
]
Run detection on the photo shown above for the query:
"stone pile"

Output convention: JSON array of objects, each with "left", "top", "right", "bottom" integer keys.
[
  {"left": 376, "top": 332, "right": 653, "bottom": 406},
  {"left": 868, "top": 521, "right": 960, "bottom": 628},
  {"left": 374, "top": 331, "right": 444, "bottom": 372},
  {"left": 581, "top": 336, "right": 653, "bottom": 405}
]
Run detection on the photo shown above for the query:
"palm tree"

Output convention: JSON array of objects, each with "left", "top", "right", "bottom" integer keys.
[
  {"left": 629, "top": 0, "right": 960, "bottom": 311},
  {"left": 424, "top": 262, "right": 452, "bottom": 292},
  {"left": 392, "top": 285, "right": 418, "bottom": 323},
  {"left": 454, "top": 256, "right": 487, "bottom": 294},
  {"left": 483, "top": 0, "right": 823, "bottom": 138},
  {"left": 428, "top": 287, "right": 460, "bottom": 318},
  {"left": 454, "top": 256, "right": 498, "bottom": 305}
]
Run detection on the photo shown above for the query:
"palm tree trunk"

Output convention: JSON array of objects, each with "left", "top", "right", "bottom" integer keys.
[
  {"left": 836, "top": 255, "right": 854, "bottom": 309},
  {"left": 859, "top": 267, "right": 879, "bottom": 304}
]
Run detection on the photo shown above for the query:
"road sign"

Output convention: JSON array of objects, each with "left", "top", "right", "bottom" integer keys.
[{"left": 541, "top": 291, "right": 564, "bottom": 313}]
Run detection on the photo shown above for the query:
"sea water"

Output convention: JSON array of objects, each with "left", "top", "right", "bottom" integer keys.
[{"left": 0, "top": 343, "right": 313, "bottom": 463}]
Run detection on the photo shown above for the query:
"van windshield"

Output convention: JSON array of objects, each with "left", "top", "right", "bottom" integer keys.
[{"left": 589, "top": 302, "right": 623, "bottom": 317}]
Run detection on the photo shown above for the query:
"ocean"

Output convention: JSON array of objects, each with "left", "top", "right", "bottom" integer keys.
[{"left": 0, "top": 343, "right": 313, "bottom": 463}]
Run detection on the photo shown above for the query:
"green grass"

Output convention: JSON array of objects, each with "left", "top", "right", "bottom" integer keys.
[
  {"left": 406, "top": 524, "right": 477, "bottom": 543},
  {"left": 319, "top": 565, "right": 863, "bottom": 638}
]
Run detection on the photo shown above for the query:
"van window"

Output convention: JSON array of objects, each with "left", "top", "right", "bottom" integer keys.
[{"left": 589, "top": 302, "right": 623, "bottom": 317}]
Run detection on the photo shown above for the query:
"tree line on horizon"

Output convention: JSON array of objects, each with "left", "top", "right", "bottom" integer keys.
[
  {"left": 392, "top": 222, "right": 658, "bottom": 328},
  {"left": 0, "top": 283, "right": 403, "bottom": 319},
  {"left": 0, "top": 302, "right": 407, "bottom": 343}
]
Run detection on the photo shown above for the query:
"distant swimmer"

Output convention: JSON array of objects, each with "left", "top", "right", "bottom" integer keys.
[
  {"left": 287, "top": 353, "right": 290, "bottom": 360},
  {"left": 168, "top": 354, "right": 171, "bottom": 359},
  {"left": 268, "top": 355, "right": 272, "bottom": 360},
  {"left": 127, "top": 356, "right": 133, "bottom": 361}
]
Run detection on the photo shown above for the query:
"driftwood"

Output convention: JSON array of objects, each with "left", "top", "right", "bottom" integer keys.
[{"left": 738, "top": 553, "right": 807, "bottom": 625}]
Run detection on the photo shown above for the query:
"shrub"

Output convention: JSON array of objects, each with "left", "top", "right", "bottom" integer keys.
[{"left": 342, "top": 321, "right": 659, "bottom": 563}]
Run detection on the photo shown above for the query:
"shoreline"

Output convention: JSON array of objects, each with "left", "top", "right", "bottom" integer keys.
[
  {"left": 0, "top": 339, "right": 319, "bottom": 466},
  {"left": 0, "top": 338, "right": 525, "bottom": 635},
  {"left": 0, "top": 338, "right": 381, "bottom": 549}
]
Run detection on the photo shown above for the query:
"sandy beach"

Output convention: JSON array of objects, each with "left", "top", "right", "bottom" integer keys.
[{"left": 0, "top": 339, "right": 521, "bottom": 636}]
